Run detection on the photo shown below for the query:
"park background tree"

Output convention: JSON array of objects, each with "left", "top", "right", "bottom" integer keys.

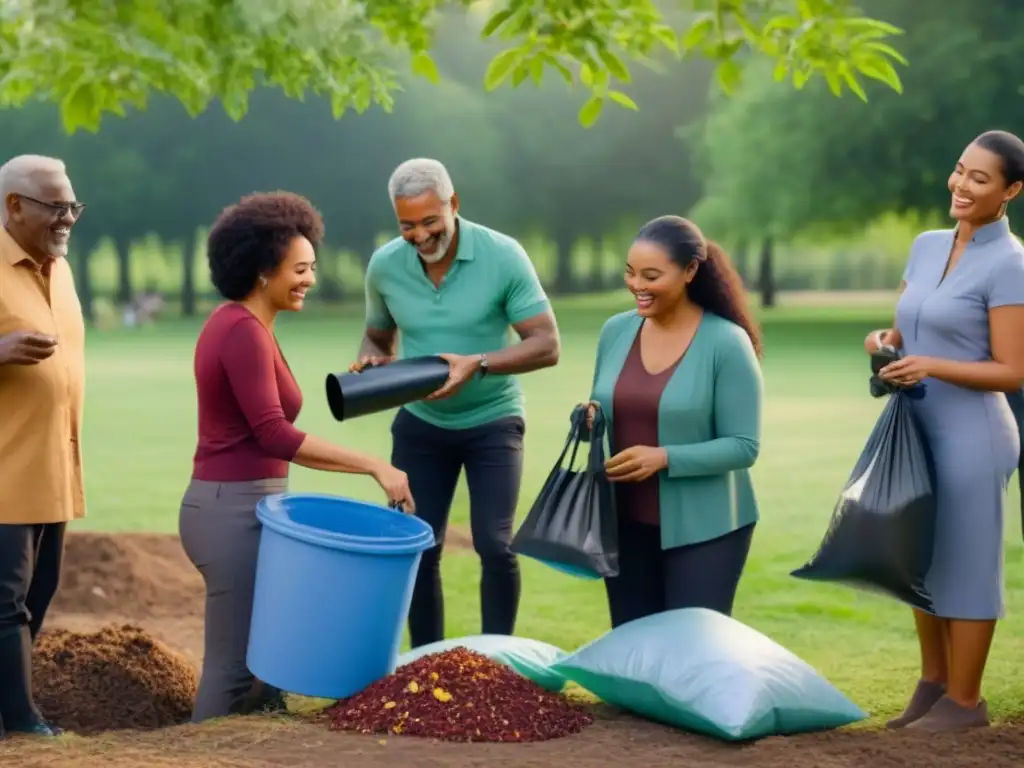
[
  {"left": 690, "top": 0, "right": 1020, "bottom": 304},
  {"left": 6, "top": 1, "right": 1015, "bottom": 323}
]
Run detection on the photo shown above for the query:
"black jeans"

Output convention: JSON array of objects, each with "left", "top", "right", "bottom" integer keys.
[
  {"left": 0, "top": 522, "right": 66, "bottom": 730},
  {"left": 391, "top": 408, "right": 525, "bottom": 648},
  {"left": 604, "top": 518, "right": 754, "bottom": 628}
]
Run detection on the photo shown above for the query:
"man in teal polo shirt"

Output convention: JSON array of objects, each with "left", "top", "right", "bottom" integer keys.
[{"left": 352, "top": 157, "right": 560, "bottom": 648}]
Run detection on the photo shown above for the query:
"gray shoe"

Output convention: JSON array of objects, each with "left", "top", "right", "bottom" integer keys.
[
  {"left": 906, "top": 695, "right": 990, "bottom": 731},
  {"left": 886, "top": 680, "right": 946, "bottom": 729}
]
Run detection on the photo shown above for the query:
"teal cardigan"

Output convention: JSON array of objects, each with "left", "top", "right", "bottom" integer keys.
[{"left": 589, "top": 310, "right": 763, "bottom": 550}]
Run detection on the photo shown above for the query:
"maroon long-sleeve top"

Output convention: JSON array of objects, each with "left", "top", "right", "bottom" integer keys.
[{"left": 191, "top": 303, "right": 306, "bottom": 481}]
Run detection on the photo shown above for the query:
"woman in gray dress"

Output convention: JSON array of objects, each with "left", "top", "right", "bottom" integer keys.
[{"left": 864, "top": 130, "right": 1024, "bottom": 731}]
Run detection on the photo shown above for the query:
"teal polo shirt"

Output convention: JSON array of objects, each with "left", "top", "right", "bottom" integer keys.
[{"left": 364, "top": 217, "right": 550, "bottom": 430}]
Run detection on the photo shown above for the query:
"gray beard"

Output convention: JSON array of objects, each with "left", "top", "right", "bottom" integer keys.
[{"left": 416, "top": 229, "right": 453, "bottom": 263}]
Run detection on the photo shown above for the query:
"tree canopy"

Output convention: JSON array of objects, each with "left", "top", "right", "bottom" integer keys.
[
  {"left": 691, "top": 0, "right": 1024, "bottom": 241},
  {"left": 0, "top": 0, "right": 907, "bottom": 133}
]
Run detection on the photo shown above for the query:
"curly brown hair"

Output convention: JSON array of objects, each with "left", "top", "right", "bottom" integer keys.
[
  {"left": 635, "top": 216, "right": 763, "bottom": 358},
  {"left": 207, "top": 191, "right": 325, "bottom": 301}
]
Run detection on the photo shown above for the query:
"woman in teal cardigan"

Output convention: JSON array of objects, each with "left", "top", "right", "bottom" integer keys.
[{"left": 584, "top": 215, "right": 764, "bottom": 627}]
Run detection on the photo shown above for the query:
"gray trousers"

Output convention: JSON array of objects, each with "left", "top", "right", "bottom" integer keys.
[{"left": 178, "top": 477, "right": 286, "bottom": 723}]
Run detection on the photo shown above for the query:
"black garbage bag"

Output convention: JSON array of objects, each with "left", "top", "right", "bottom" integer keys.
[
  {"left": 868, "top": 344, "right": 902, "bottom": 398},
  {"left": 511, "top": 404, "right": 619, "bottom": 579},
  {"left": 791, "top": 384, "right": 937, "bottom": 613}
]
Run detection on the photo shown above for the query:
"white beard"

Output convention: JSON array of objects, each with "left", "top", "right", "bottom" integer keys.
[{"left": 415, "top": 215, "right": 456, "bottom": 263}]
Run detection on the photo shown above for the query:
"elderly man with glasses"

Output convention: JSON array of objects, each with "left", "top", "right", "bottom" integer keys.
[{"left": 0, "top": 154, "right": 87, "bottom": 738}]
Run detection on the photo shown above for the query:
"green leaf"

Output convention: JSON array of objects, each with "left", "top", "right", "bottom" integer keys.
[
  {"left": 481, "top": 9, "right": 514, "bottom": 38},
  {"left": 863, "top": 41, "right": 909, "bottom": 66},
  {"left": 842, "top": 69, "right": 868, "bottom": 102},
  {"left": 549, "top": 58, "right": 573, "bottom": 84},
  {"left": 793, "top": 67, "right": 811, "bottom": 90},
  {"left": 410, "top": 51, "right": 440, "bottom": 84},
  {"left": 353, "top": 79, "right": 373, "bottom": 113},
  {"left": 682, "top": 16, "right": 715, "bottom": 52},
  {"left": 763, "top": 16, "right": 800, "bottom": 34},
  {"left": 608, "top": 90, "right": 638, "bottom": 111},
  {"left": 221, "top": 87, "right": 250, "bottom": 121},
  {"left": 509, "top": 6, "right": 535, "bottom": 36},
  {"left": 652, "top": 24, "right": 679, "bottom": 54},
  {"left": 856, "top": 58, "right": 902, "bottom": 94},
  {"left": 715, "top": 59, "right": 742, "bottom": 94},
  {"left": 824, "top": 69, "right": 841, "bottom": 96},
  {"left": 843, "top": 17, "right": 904, "bottom": 37},
  {"left": 598, "top": 49, "right": 631, "bottom": 82},
  {"left": 530, "top": 57, "right": 545, "bottom": 85},
  {"left": 772, "top": 59, "right": 789, "bottom": 82},
  {"left": 580, "top": 61, "right": 595, "bottom": 87},
  {"left": 329, "top": 92, "right": 347, "bottom": 120},
  {"left": 731, "top": 11, "right": 758, "bottom": 39},
  {"left": 511, "top": 63, "right": 528, "bottom": 87},
  {"left": 578, "top": 95, "right": 604, "bottom": 127},
  {"left": 60, "top": 83, "right": 98, "bottom": 133},
  {"left": 484, "top": 48, "right": 522, "bottom": 91}
]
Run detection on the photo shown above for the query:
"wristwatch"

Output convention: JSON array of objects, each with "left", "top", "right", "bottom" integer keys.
[{"left": 478, "top": 354, "right": 489, "bottom": 378}]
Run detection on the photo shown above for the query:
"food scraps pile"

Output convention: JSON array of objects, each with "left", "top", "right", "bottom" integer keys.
[
  {"left": 33, "top": 624, "right": 198, "bottom": 735},
  {"left": 324, "top": 647, "right": 593, "bottom": 742}
]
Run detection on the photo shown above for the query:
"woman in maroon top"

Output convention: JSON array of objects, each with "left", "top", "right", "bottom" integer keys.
[{"left": 178, "top": 192, "right": 413, "bottom": 723}]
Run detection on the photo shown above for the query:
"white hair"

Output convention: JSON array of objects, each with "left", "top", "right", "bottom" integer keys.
[
  {"left": 387, "top": 158, "right": 455, "bottom": 205},
  {"left": 0, "top": 154, "right": 66, "bottom": 197}
]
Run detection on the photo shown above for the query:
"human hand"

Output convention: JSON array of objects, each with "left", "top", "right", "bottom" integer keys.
[
  {"left": 605, "top": 445, "right": 668, "bottom": 483},
  {"left": 425, "top": 353, "right": 482, "bottom": 401},
  {"left": 579, "top": 400, "right": 599, "bottom": 431},
  {"left": 348, "top": 355, "right": 395, "bottom": 373},
  {"left": 0, "top": 330, "right": 58, "bottom": 366},
  {"left": 879, "top": 355, "right": 935, "bottom": 387},
  {"left": 371, "top": 462, "right": 415, "bottom": 513},
  {"left": 864, "top": 328, "right": 898, "bottom": 355}
]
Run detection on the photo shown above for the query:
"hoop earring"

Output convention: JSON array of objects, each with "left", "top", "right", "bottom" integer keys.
[{"left": 999, "top": 200, "right": 1009, "bottom": 218}]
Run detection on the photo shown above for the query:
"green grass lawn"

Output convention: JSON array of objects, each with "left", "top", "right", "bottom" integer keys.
[{"left": 77, "top": 296, "right": 1024, "bottom": 724}]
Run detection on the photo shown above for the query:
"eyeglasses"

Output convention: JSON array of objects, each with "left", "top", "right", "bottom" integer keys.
[{"left": 16, "top": 194, "right": 86, "bottom": 220}]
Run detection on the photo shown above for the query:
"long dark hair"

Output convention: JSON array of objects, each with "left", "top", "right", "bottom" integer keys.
[{"left": 635, "top": 215, "right": 763, "bottom": 358}]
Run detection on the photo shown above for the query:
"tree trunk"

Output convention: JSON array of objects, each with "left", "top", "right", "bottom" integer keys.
[
  {"left": 589, "top": 240, "right": 605, "bottom": 291},
  {"left": 312, "top": 250, "right": 342, "bottom": 303},
  {"left": 733, "top": 239, "right": 749, "bottom": 287},
  {"left": 115, "top": 237, "right": 133, "bottom": 305},
  {"left": 758, "top": 237, "right": 776, "bottom": 309},
  {"left": 76, "top": 241, "right": 95, "bottom": 325},
  {"left": 553, "top": 228, "right": 576, "bottom": 295},
  {"left": 181, "top": 237, "right": 196, "bottom": 317}
]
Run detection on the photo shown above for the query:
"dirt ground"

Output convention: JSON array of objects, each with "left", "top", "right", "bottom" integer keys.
[{"left": 2, "top": 530, "right": 1022, "bottom": 768}]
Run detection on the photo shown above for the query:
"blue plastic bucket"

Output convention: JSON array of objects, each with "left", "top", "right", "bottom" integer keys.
[{"left": 247, "top": 492, "right": 435, "bottom": 700}]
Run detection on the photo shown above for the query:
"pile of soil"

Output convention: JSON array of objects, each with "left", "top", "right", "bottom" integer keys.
[
  {"left": 325, "top": 647, "right": 593, "bottom": 742},
  {"left": 51, "top": 533, "right": 204, "bottom": 618},
  {"left": 33, "top": 624, "right": 197, "bottom": 735}
]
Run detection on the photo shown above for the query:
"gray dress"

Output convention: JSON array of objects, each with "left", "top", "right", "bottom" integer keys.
[{"left": 895, "top": 216, "right": 1024, "bottom": 620}]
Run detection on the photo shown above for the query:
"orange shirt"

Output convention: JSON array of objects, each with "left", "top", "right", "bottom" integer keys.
[{"left": 0, "top": 227, "right": 86, "bottom": 524}]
